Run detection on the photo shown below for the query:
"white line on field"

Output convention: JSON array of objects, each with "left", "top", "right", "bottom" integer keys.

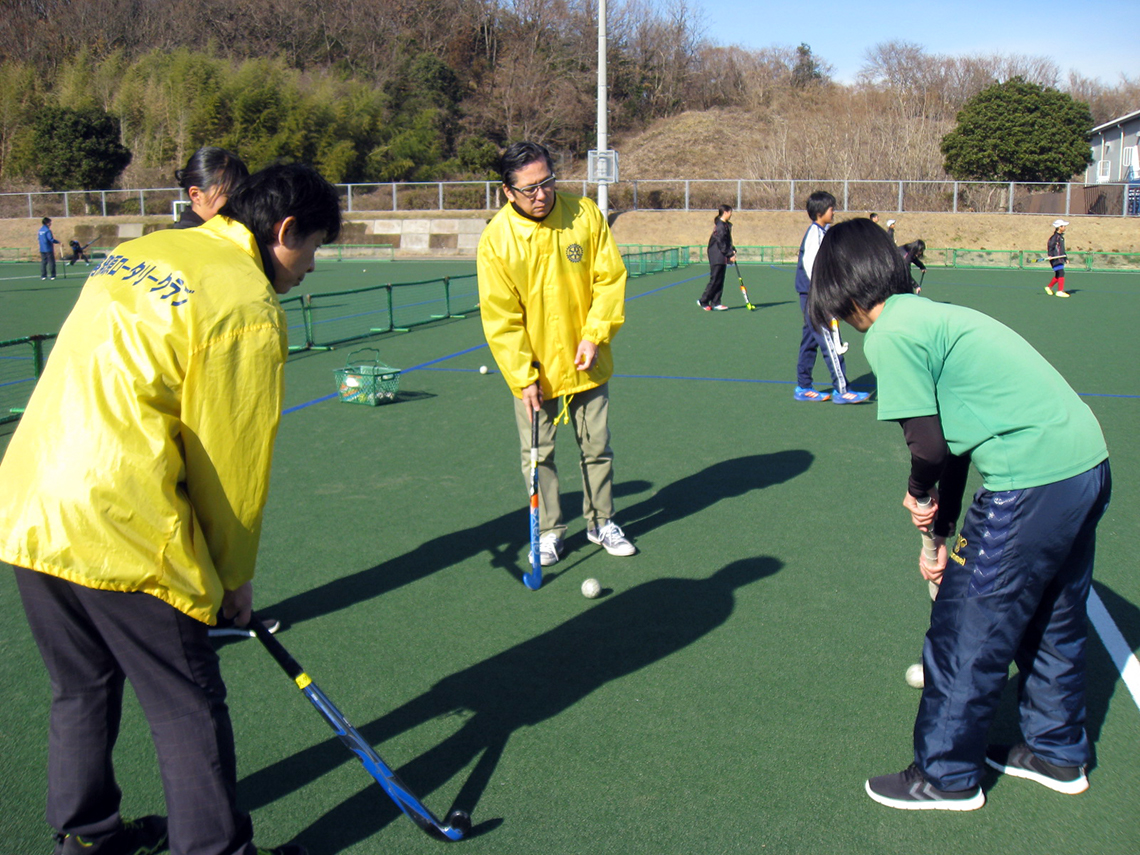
[{"left": 1088, "top": 587, "right": 1140, "bottom": 713}]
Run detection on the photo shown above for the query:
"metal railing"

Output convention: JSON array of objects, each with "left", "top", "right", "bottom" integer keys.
[
  {"left": 1, "top": 247, "right": 691, "bottom": 420},
  {"left": 0, "top": 334, "right": 55, "bottom": 423},
  {"left": 5, "top": 178, "right": 1138, "bottom": 219},
  {"left": 702, "top": 245, "right": 1140, "bottom": 271}
]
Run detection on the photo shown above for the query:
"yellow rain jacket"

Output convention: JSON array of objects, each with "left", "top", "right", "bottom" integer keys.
[
  {"left": 477, "top": 192, "right": 626, "bottom": 399},
  {"left": 0, "top": 216, "right": 287, "bottom": 624}
]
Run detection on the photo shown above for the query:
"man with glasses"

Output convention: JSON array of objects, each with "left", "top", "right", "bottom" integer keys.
[{"left": 478, "top": 141, "right": 636, "bottom": 567}]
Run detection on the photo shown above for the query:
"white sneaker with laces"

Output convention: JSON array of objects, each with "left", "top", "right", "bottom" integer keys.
[
  {"left": 587, "top": 520, "right": 636, "bottom": 556},
  {"left": 529, "top": 531, "right": 565, "bottom": 567}
]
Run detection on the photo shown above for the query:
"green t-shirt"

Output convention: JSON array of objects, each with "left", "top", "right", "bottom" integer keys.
[{"left": 865, "top": 294, "right": 1107, "bottom": 491}]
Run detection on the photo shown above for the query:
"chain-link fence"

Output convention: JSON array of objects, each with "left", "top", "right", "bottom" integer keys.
[{"left": 5, "top": 178, "right": 1138, "bottom": 219}]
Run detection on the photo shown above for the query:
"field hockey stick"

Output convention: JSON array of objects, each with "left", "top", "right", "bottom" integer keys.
[
  {"left": 209, "top": 626, "right": 261, "bottom": 638},
  {"left": 522, "top": 411, "right": 542, "bottom": 590},
  {"left": 733, "top": 261, "right": 755, "bottom": 310},
  {"left": 829, "top": 318, "right": 849, "bottom": 355},
  {"left": 917, "top": 269, "right": 925, "bottom": 292},
  {"left": 250, "top": 616, "right": 471, "bottom": 841},
  {"left": 916, "top": 495, "right": 940, "bottom": 601},
  {"left": 905, "top": 495, "right": 940, "bottom": 688}
]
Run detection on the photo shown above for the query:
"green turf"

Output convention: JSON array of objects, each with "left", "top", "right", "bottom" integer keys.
[{"left": 1, "top": 262, "right": 1138, "bottom": 854}]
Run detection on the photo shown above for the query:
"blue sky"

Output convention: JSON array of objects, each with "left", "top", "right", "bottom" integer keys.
[{"left": 696, "top": 0, "right": 1136, "bottom": 87}]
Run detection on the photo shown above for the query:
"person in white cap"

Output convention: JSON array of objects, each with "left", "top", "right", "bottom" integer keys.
[
  {"left": 1045, "top": 219, "right": 1070, "bottom": 297},
  {"left": 886, "top": 219, "right": 897, "bottom": 244}
]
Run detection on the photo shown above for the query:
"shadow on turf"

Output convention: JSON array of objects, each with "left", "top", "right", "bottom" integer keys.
[
  {"left": 619, "top": 449, "right": 813, "bottom": 540},
  {"left": 241, "top": 555, "right": 783, "bottom": 851},
  {"left": 259, "top": 451, "right": 810, "bottom": 620},
  {"left": 258, "top": 480, "right": 650, "bottom": 626}
]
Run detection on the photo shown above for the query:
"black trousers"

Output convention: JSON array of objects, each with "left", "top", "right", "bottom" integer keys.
[
  {"left": 15, "top": 568, "right": 256, "bottom": 855},
  {"left": 699, "top": 263, "right": 727, "bottom": 306}
]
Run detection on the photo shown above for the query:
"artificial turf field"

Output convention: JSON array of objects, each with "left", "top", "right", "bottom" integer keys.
[{"left": 1, "top": 257, "right": 1138, "bottom": 855}]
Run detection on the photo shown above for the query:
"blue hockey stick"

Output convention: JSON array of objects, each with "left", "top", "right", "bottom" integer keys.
[
  {"left": 251, "top": 617, "right": 470, "bottom": 841},
  {"left": 523, "top": 412, "right": 543, "bottom": 590}
]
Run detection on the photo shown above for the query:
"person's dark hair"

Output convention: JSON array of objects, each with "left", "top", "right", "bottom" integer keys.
[
  {"left": 42, "top": 217, "right": 51, "bottom": 225},
  {"left": 497, "top": 142, "right": 555, "bottom": 188},
  {"left": 869, "top": 212, "right": 879, "bottom": 221},
  {"left": 808, "top": 218, "right": 913, "bottom": 328},
  {"left": 806, "top": 191, "right": 836, "bottom": 222},
  {"left": 219, "top": 163, "right": 342, "bottom": 246},
  {"left": 714, "top": 203, "right": 733, "bottom": 223},
  {"left": 175, "top": 147, "right": 249, "bottom": 197},
  {"left": 902, "top": 238, "right": 925, "bottom": 259}
]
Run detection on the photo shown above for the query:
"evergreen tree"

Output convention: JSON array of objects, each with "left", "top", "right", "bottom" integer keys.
[
  {"left": 792, "top": 44, "right": 824, "bottom": 88},
  {"left": 31, "top": 106, "right": 132, "bottom": 190},
  {"left": 941, "top": 78, "right": 1094, "bottom": 182}
]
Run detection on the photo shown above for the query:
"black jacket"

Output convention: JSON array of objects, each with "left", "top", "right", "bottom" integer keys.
[{"left": 707, "top": 219, "right": 735, "bottom": 265}]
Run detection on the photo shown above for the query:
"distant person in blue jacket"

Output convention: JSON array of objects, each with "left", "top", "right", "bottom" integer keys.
[{"left": 38, "top": 217, "right": 60, "bottom": 280}]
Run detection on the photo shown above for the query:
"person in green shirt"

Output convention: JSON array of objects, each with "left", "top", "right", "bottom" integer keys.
[{"left": 808, "top": 217, "right": 1111, "bottom": 811}]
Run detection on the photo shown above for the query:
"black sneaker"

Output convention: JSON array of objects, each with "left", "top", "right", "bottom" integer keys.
[
  {"left": 865, "top": 763, "right": 985, "bottom": 811},
  {"left": 985, "top": 743, "right": 1088, "bottom": 794},
  {"left": 55, "top": 815, "right": 167, "bottom": 855},
  {"left": 254, "top": 845, "right": 308, "bottom": 855}
]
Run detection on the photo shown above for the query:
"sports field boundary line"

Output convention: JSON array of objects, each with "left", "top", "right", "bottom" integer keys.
[{"left": 1088, "top": 588, "right": 1140, "bottom": 714}]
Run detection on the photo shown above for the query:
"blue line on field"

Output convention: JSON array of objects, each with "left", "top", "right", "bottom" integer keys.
[
  {"left": 613, "top": 372, "right": 795, "bottom": 385},
  {"left": 627, "top": 274, "right": 704, "bottom": 300},
  {"left": 282, "top": 393, "right": 340, "bottom": 414},
  {"left": 403, "top": 343, "right": 488, "bottom": 371},
  {"left": 278, "top": 270, "right": 1140, "bottom": 415},
  {"left": 282, "top": 343, "right": 489, "bottom": 414}
]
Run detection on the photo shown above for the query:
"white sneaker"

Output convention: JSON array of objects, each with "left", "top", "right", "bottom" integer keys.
[
  {"left": 529, "top": 531, "right": 565, "bottom": 567},
  {"left": 587, "top": 520, "right": 636, "bottom": 556}
]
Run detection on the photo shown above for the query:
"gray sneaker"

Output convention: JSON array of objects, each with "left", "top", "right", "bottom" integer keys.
[
  {"left": 865, "top": 764, "right": 985, "bottom": 811},
  {"left": 985, "top": 743, "right": 1088, "bottom": 794},
  {"left": 587, "top": 520, "right": 636, "bottom": 556}
]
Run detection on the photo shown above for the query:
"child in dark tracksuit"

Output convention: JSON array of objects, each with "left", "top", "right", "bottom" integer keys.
[
  {"left": 698, "top": 204, "right": 736, "bottom": 310},
  {"left": 809, "top": 218, "right": 1111, "bottom": 812}
]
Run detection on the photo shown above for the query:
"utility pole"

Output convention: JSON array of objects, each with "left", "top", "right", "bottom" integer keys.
[{"left": 597, "top": 0, "right": 609, "bottom": 219}]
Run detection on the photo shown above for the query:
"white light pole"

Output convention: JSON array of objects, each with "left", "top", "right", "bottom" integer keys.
[{"left": 597, "top": 0, "right": 609, "bottom": 219}]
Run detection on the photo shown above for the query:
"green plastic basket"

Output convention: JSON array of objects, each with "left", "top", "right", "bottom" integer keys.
[{"left": 334, "top": 349, "right": 401, "bottom": 406}]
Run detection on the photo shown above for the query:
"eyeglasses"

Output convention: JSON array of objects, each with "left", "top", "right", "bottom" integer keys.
[{"left": 509, "top": 175, "right": 556, "bottom": 199}]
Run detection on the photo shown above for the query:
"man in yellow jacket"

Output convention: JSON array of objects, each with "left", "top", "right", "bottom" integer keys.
[
  {"left": 0, "top": 163, "right": 340, "bottom": 855},
  {"left": 478, "top": 142, "right": 635, "bottom": 566}
]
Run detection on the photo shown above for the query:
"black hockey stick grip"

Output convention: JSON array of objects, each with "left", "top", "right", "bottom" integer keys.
[{"left": 250, "top": 614, "right": 305, "bottom": 682}]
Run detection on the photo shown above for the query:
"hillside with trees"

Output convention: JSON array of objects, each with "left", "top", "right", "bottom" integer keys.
[{"left": 0, "top": 0, "right": 1136, "bottom": 190}]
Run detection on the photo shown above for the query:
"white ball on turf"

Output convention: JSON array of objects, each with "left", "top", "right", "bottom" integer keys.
[
  {"left": 479, "top": 365, "right": 488, "bottom": 374},
  {"left": 581, "top": 578, "right": 601, "bottom": 599},
  {"left": 905, "top": 663, "right": 924, "bottom": 689}
]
